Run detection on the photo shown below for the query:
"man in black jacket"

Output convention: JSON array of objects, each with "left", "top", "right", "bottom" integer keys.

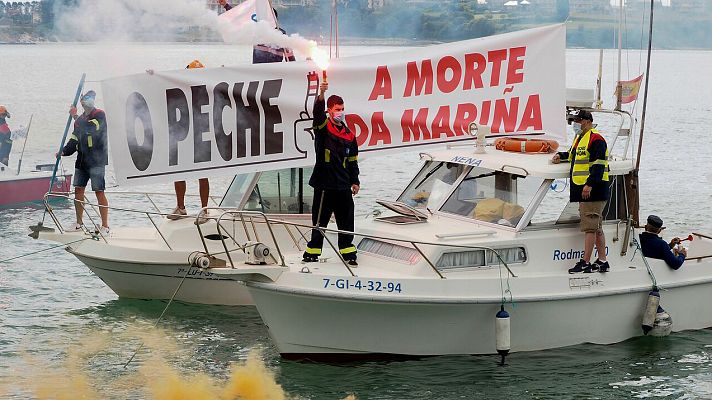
[
  {"left": 58, "top": 90, "right": 110, "bottom": 235},
  {"left": 303, "top": 80, "right": 360, "bottom": 265}
]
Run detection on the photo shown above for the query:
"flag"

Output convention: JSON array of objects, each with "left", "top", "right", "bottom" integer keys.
[
  {"left": 218, "top": 0, "right": 276, "bottom": 43},
  {"left": 615, "top": 74, "right": 644, "bottom": 104},
  {"left": 10, "top": 125, "right": 28, "bottom": 141}
]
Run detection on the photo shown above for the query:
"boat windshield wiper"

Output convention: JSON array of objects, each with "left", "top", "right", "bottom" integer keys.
[
  {"left": 413, "top": 163, "right": 443, "bottom": 190},
  {"left": 463, "top": 171, "right": 498, "bottom": 181}
]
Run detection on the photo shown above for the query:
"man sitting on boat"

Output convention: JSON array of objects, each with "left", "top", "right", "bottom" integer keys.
[
  {"left": 639, "top": 215, "right": 686, "bottom": 270},
  {"left": 0, "top": 105, "right": 12, "bottom": 167},
  {"left": 302, "top": 80, "right": 360, "bottom": 266},
  {"left": 552, "top": 109, "right": 610, "bottom": 274},
  {"left": 58, "top": 91, "right": 110, "bottom": 236}
]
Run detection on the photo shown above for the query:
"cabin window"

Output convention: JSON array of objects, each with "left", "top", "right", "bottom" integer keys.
[
  {"left": 436, "top": 247, "right": 526, "bottom": 270},
  {"left": 243, "top": 168, "right": 314, "bottom": 214},
  {"left": 221, "top": 173, "right": 256, "bottom": 208},
  {"left": 528, "top": 176, "right": 624, "bottom": 227},
  {"left": 357, "top": 238, "right": 421, "bottom": 264},
  {"left": 440, "top": 167, "right": 542, "bottom": 227},
  {"left": 398, "top": 161, "right": 468, "bottom": 209}
]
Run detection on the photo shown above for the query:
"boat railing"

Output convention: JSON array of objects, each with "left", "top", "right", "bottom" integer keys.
[
  {"left": 38, "top": 193, "right": 515, "bottom": 279},
  {"left": 41, "top": 190, "right": 220, "bottom": 249},
  {"left": 199, "top": 207, "right": 517, "bottom": 279}
]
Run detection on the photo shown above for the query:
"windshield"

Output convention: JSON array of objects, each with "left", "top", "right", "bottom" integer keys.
[
  {"left": 243, "top": 167, "right": 314, "bottom": 214},
  {"left": 440, "top": 166, "right": 543, "bottom": 228},
  {"left": 397, "top": 161, "right": 468, "bottom": 209},
  {"left": 220, "top": 173, "right": 256, "bottom": 208}
]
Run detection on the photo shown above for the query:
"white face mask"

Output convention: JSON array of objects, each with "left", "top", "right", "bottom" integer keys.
[
  {"left": 572, "top": 122, "right": 583, "bottom": 135},
  {"left": 332, "top": 111, "right": 345, "bottom": 124}
]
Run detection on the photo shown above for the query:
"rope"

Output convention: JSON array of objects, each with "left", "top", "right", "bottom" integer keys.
[
  {"left": 122, "top": 251, "right": 197, "bottom": 369},
  {"left": 0, "top": 237, "right": 89, "bottom": 264},
  {"left": 497, "top": 254, "right": 514, "bottom": 308},
  {"left": 630, "top": 236, "right": 658, "bottom": 289}
]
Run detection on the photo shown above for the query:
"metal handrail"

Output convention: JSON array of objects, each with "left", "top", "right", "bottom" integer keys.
[
  {"left": 40, "top": 193, "right": 516, "bottom": 279},
  {"left": 196, "top": 207, "right": 515, "bottom": 279}
]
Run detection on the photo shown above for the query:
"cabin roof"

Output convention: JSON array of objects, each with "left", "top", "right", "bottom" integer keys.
[{"left": 428, "top": 146, "right": 634, "bottom": 179}]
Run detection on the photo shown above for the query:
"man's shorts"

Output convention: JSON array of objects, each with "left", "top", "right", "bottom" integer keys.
[
  {"left": 579, "top": 201, "right": 606, "bottom": 233},
  {"left": 73, "top": 166, "right": 106, "bottom": 191}
]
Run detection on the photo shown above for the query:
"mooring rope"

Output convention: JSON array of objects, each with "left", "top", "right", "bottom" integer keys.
[
  {"left": 122, "top": 251, "right": 198, "bottom": 369},
  {"left": 0, "top": 237, "right": 90, "bottom": 264},
  {"left": 631, "top": 236, "right": 658, "bottom": 289}
]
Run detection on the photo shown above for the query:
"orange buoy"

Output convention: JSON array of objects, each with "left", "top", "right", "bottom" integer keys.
[{"left": 494, "top": 137, "right": 559, "bottom": 154}]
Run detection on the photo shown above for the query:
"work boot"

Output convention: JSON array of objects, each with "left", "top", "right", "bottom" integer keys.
[
  {"left": 594, "top": 259, "right": 610, "bottom": 273},
  {"left": 568, "top": 259, "right": 590, "bottom": 274},
  {"left": 347, "top": 259, "right": 358, "bottom": 267},
  {"left": 302, "top": 252, "right": 318, "bottom": 263}
]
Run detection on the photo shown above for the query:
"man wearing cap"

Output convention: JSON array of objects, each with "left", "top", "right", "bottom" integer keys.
[
  {"left": 639, "top": 215, "right": 686, "bottom": 270},
  {"left": 0, "top": 105, "right": 13, "bottom": 167},
  {"left": 552, "top": 109, "right": 611, "bottom": 274},
  {"left": 58, "top": 90, "right": 110, "bottom": 236}
]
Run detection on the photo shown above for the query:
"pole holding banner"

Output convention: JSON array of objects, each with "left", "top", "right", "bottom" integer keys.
[{"left": 35, "top": 73, "right": 86, "bottom": 232}]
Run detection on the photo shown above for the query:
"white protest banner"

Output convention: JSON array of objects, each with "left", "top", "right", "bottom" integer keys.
[{"left": 102, "top": 24, "right": 565, "bottom": 186}]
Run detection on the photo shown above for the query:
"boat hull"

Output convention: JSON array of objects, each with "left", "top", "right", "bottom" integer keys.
[
  {"left": 0, "top": 172, "right": 71, "bottom": 206},
  {"left": 247, "top": 279, "right": 712, "bottom": 356},
  {"left": 75, "top": 253, "right": 253, "bottom": 306}
]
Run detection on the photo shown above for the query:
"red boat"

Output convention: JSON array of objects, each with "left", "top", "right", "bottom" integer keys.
[{"left": 0, "top": 165, "right": 72, "bottom": 207}]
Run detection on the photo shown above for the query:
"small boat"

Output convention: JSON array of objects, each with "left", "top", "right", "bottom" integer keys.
[
  {"left": 0, "top": 164, "right": 72, "bottom": 207},
  {"left": 203, "top": 129, "right": 712, "bottom": 358},
  {"left": 37, "top": 167, "right": 315, "bottom": 306}
]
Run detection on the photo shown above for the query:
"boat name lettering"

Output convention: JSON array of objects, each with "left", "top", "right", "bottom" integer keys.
[
  {"left": 450, "top": 156, "right": 482, "bottom": 166},
  {"left": 322, "top": 278, "right": 402, "bottom": 293},
  {"left": 177, "top": 267, "right": 216, "bottom": 279},
  {"left": 553, "top": 246, "right": 608, "bottom": 261}
]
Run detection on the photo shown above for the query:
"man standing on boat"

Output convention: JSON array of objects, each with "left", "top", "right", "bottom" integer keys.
[
  {"left": 0, "top": 105, "right": 12, "bottom": 167},
  {"left": 639, "top": 215, "right": 686, "bottom": 270},
  {"left": 552, "top": 109, "right": 610, "bottom": 273},
  {"left": 167, "top": 60, "right": 211, "bottom": 225},
  {"left": 58, "top": 91, "right": 110, "bottom": 236},
  {"left": 302, "top": 80, "right": 360, "bottom": 266},
  {"left": 217, "top": 0, "right": 296, "bottom": 63}
]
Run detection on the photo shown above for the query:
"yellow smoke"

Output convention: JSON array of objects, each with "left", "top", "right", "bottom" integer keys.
[{"left": 3, "top": 325, "right": 359, "bottom": 400}]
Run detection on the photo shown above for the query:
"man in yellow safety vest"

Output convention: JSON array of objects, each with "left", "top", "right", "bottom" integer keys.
[{"left": 552, "top": 109, "right": 610, "bottom": 274}]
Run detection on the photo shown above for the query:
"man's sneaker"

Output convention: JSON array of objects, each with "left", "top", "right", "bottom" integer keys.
[
  {"left": 194, "top": 210, "right": 209, "bottom": 225},
  {"left": 347, "top": 260, "right": 358, "bottom": 267},
  {"left": 96, "top": 226, "right": 110, "bottom": 237},
  {"left": 302, "top": 254, "right": 318, "bottom": 263},
  {"left": 595, "top": 259, "right": 610, "bottom": 273},
  {"left": 68, "top": 222, "right": 83, "bottom": 232},
  {"left": 167, "top": 207, "right": 187, "bottom": 220},
  {"left": 568, "top": 259, "right": 590, "bottom": 274}
]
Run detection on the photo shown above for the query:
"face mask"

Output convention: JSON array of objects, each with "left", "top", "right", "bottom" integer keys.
[
  {"left": 82, "top": 98, "right": 95, "bottom": 109},
  {"left": 332, "top": 111, "right": 345, "bottom": 124},
  {"left": 572, "top": 122, "right": 583, "bottom": 135}
]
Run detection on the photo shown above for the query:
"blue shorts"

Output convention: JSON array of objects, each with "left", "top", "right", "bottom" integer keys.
[{"left": 73, "top": 166, "right": 106, "bottom": 191}]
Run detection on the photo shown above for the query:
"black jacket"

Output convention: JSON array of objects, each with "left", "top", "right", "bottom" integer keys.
[
  {"left": 62, "top": 108, "right": 108, "bottom": 169},
  {"left": 639, "top": 231, "right": 685, "bottom": 270},
  {"left": 308, "top": 97, "right": 359, "bottom": 191},
  {"left": 557, "top": 130, "right": 610, "bottom": 202}
]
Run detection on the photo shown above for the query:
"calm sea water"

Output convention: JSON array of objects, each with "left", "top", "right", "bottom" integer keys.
[{"left": 1, "top": 43, "right": 712, "bottom": 399}]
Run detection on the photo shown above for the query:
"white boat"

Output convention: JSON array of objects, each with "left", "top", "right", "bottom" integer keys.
[
  {"left": 38, "top": 167, "right": 316, "bottom": 306},
  {"left": 202, "top": 130, "right": 712, "bottom": 357}
]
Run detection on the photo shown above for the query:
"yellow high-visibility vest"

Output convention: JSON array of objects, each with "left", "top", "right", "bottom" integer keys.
[{"left": 568, "top": 128, "right": 609, "bottom": 185}]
